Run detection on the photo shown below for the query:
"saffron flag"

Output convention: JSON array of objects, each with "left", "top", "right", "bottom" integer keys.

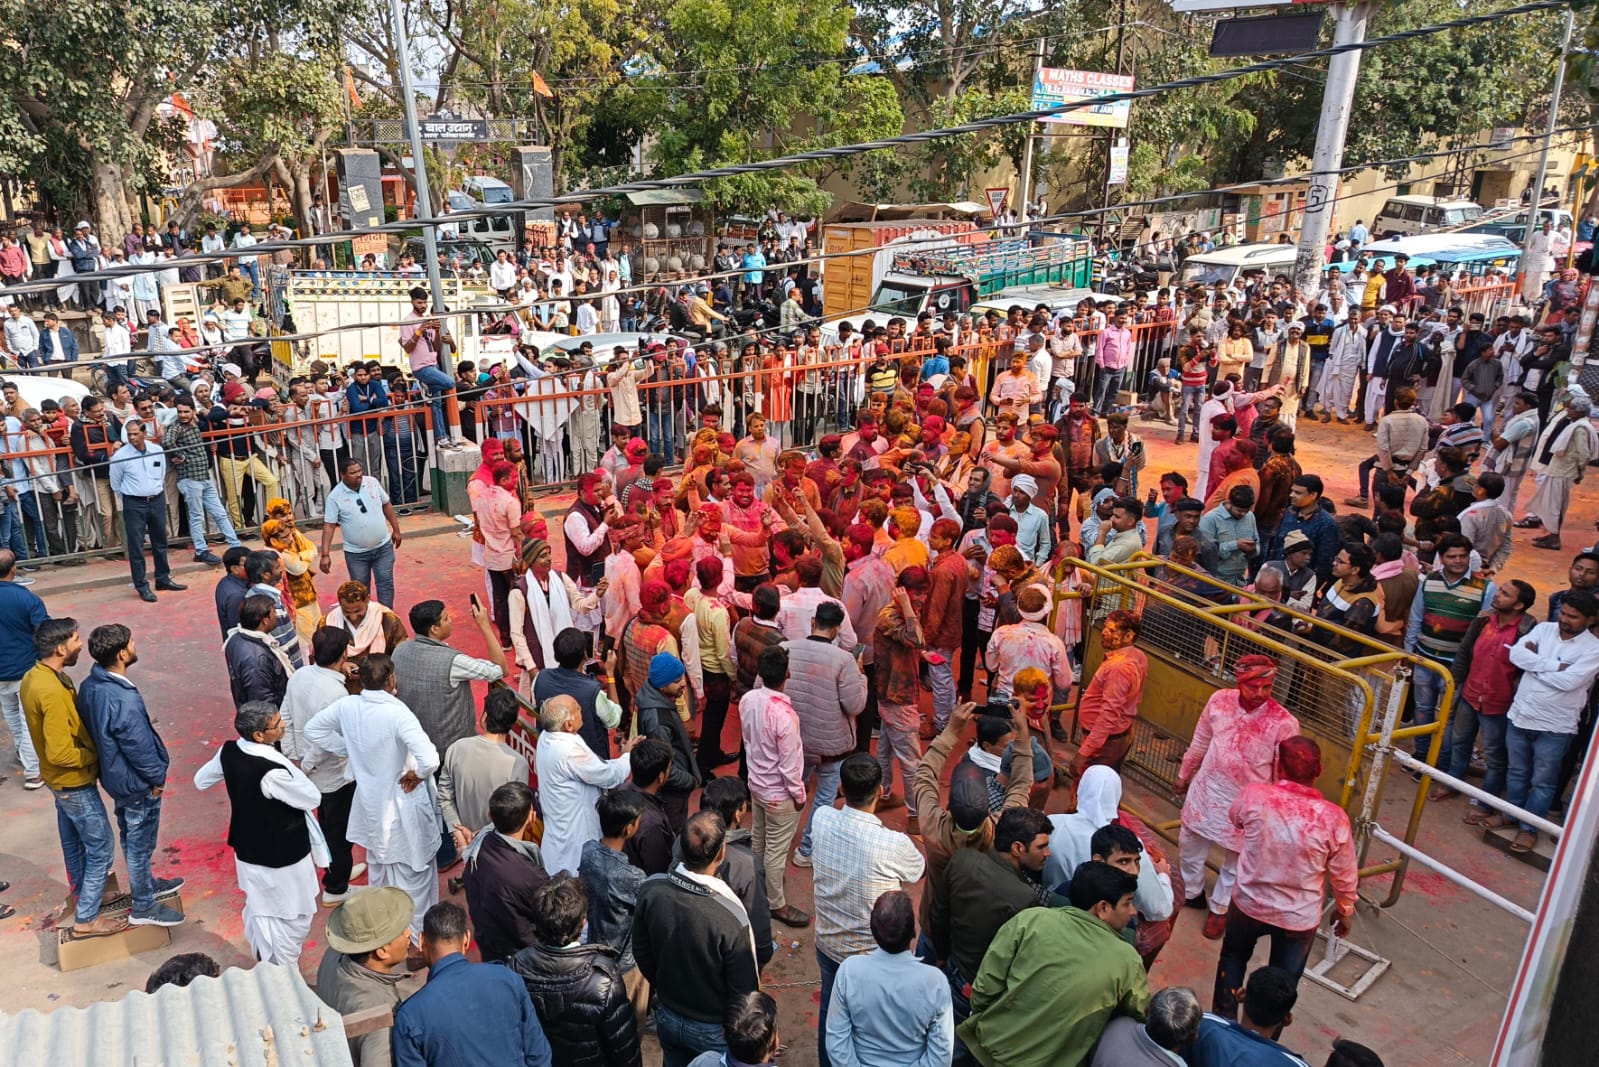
[
  {"left": 530, "top": 70, "right": 554, "bottom": 99},
  {"left": 344, "top": 68, "right": 363, "bottom": 109}
]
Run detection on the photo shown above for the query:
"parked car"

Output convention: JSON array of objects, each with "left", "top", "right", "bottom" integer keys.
[{"left": 1372, "top": 195, "right": 1484, "bottom": 238}]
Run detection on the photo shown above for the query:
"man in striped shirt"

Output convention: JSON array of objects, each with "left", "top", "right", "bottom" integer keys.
[{"left": 1405, "top": 533, "right": 1495, "bottom": 763}]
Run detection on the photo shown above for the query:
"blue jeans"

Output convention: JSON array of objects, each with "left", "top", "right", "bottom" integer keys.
[
  {"left": 928, "top": 646, "right": 957, "bottom": 731},
  {"left": 1093, "top": 368, "right": 1125, "bottom": 414},
  {"left": 55, "top": 785, "right": 116, "bottom": 923},
  {"left": 656, "top": 1004, "right": 725, "bottom": 1067},
  {"left": 178, "top": 477, "right": 241, "bottom": 554},
  {"left": 240, "top": 259, "right": 260, "bottom": 297},
  {"left": 15, "top": 491, "right": 44, "bottom": 558},
  {"left": 386, "top": 427, "right": 419, "bottom": 503},
  {"left": 1411, "top": 665, "right": 1448, "bottom": 760},
  {"left": 115, "top": 794, "right": 164, "bottom": 914},
  {"left": 0, "top": 677, "right": 37, "bottom": 778},
  {"left": 413, "top": 364, "right": 456, "bottom": 443},
  {"left": 1504, "top": 723, "right": 1573, "bottom": 831},
  {"left": 0, "top": 498, "right": 29, "bottom": 560},
  {"left": 344, "top": 541, "right": 396, "bottom": 609},
  {"left": 647, "top": 409, "right": 672, "bottom": 461},
  {"left": 797, "top": 756, "right": 843, "bottom": 857},
  {"left": 1444, "top": 700, "right": 1510, "bottom": 806},
  {"left": 1175, "top": 385, "right": 1204, "bottom": 439},
  {"left": 817, "top": 947, "right": 842, "bottom": 1067}
]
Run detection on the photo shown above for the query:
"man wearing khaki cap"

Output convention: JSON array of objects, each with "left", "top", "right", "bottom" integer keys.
[{"left": 315, "top": 886, "right": 417, "bottom": 1067}]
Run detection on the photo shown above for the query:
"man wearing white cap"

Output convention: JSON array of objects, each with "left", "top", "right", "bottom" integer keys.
[
  {"left": 1274, "top": 322, "right": 1311, "bottom": 430},
  {"left": 1361, "top": 305, "right": 1405, "bottom": 430}
]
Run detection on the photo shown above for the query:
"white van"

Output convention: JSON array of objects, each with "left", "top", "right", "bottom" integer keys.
[
  {"left": 1176, "top": 243, "right": 1297, "bottom": 290},
  {"left": 1372, "top": 195, "right": 1484, "bottom": 238}
]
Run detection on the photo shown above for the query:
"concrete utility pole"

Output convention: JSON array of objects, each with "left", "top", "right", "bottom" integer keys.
[
  {"left": 1292, "top": 1, "right": 1379, "bottom": 297},
  {"left": 1522, "top": 8, "right": 1575, "bottom": 251},
  {"left": 1018, "top": 36, "right": 1048, "bottom": 223}
]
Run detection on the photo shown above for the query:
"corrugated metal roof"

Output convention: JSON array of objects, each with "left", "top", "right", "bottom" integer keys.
[
  {"left": 624, "top": 189, "right": 705, "bottom": 207},
  {"left": 0, "top": 962, "right": 354, "bottom": 1066}
]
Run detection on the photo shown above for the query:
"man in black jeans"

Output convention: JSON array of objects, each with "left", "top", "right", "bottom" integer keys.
[{"left": 107, "top": 421, "right": 186, "bottom": 603}]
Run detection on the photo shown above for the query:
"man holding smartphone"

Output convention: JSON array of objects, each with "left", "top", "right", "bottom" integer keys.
[{"left": 399, "top": 287, "right": 459, "bottom": 451}]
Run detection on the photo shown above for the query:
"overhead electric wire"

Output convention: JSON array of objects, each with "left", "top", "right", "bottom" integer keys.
[
  {"left": 8, "top": 0, "right": 1563, "bottom": 303},
  {"left": 26, "top": 126, "right": 1561, "bottom": 374}
]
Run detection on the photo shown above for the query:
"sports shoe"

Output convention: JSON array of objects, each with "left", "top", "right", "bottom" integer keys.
[
  {"left": 128, "top": 903, "right": 185, "bottom": 927},
  {"left": 152, "top": 875, "right": 185, "bottom": 896},
  {"left": 12, "top": 576, "right": 34, "bottom": 587},
  {"left": 350, "top": 862, "right": 368, "bottom": 882},
  {"left": 321, "top": 888, "right": 350, "bottom": 906},
  {"left": 194, "top": 551, "right": 223, "bottom": 565},
  {"left": 791, "top": 851, "right": 813, "bottom": 868},
  {"left": 23, "top": 777, "right": 43, "bottom": 790}
]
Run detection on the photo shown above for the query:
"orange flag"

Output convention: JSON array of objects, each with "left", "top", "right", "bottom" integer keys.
[
  {"left": 530, "top": 70, "right": 554, "bottom": 99},
  {"left": 344, "top": 68, "right": 363, "bottom": 109}
]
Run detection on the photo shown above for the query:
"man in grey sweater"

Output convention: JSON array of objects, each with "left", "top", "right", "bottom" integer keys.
[
  {"left": 782, "top": 601, "right": 869, "bottom": 867},
  {"left": 441, "top": 687, "right": 531, "bottom": 850}
]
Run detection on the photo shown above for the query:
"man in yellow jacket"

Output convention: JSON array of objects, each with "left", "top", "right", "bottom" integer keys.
[{"left": 21, "top": 617, "right": 127, "bottom": 936}]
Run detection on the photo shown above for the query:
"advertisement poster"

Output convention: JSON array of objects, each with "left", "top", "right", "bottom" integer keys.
[{"left": 1031, "top": 68, "right": 1135, "bottom": 127}]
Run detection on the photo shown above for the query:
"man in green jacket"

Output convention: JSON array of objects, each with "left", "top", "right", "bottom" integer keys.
[{"left": 958, "top": 860, "right": 1150, "bottom": 1067}]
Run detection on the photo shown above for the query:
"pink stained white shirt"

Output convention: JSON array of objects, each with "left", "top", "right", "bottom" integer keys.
[
  {"left": 984, "top": 621, "right": 1074, "bottom": 701},
  {"left": 473, "top": 484, "right": 521, "bottom": 571},
  {"left": 1178, "top": 689, "right": 1300, "bottom": 851},
  {"left": 1228, "top": 779, "right": 1358, "bottom": 931},
  {"left": 739, "top": 686, "right": 807, "bottom": 806}
]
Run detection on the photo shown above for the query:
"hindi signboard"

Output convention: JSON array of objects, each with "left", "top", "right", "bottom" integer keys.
[
  {"left": 1031, "top": 68, "right": 1135, "bottom": 128},
  {"left": 419, "top": 112, "right": 490, "bottom": 141},
  {"left": 1108, "top": 142, "right": 1130, "bottom": 186}
]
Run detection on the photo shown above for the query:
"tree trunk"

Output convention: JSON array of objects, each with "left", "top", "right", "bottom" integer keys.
[{"left": 91, "top": 157, "right": 135, "bottom": 242}]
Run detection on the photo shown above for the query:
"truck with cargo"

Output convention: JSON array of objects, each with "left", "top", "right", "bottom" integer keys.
[
  {"left": 821, "top": 235, "right": 1095, "bottom": 343},
  {"left": 820, "top": 218, "right": 985, "bottom": 319},
  {"left": 261, "top": 270, "right": 517, "bottom": 376}
]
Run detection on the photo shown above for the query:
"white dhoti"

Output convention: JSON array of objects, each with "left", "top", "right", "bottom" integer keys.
[
  {"left": 1178, "top": 825, "right": 1238, "bottom": 916},
  {"left": 1527, "top": 473, "right": 1572, "bottom": 535},
  {"left": 237, "top": 853, "right": 319, "bottom": 969},
  {"left": 1363, "top": 378, "right": 1388, "bottom": 425},
  {"left": 368, "top": 858, "right": 439, "bottom": 941}
]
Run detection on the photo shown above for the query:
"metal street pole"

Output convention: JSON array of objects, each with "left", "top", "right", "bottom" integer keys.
[
  {"left": 1522, "top": 8, "right": 1575, "bottom": 254},
  {"left": 1018, "top": 36, "right": 1048, "bottom": 224},
  {"left": 1292, "top": 1, "right": 1378, "bottom": 297},
  {"left": 388, "top": 0, "right": 461, "bottom": 443}
]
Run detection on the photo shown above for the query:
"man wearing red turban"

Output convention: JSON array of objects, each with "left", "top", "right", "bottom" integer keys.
[{"left": 1174, "top": 654, "right": 1302, "bottom": 940}]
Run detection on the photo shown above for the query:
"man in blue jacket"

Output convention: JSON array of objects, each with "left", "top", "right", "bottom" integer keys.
[
  {"left": 392, "top": 901, "right": 553, "bottom": 1066},
  {"left": 0, "top": 548, "right": 46, "bottom": 789},
  {"left": 77, "top": 623, "right": 185, "bottom": 927}
]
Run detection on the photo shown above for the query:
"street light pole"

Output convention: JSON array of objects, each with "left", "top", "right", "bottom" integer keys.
[
  {"left": 1292, "top": 1, "right": 1378, "bottom": 298},
  {"left": 388, "top": 0, "right": 460, "bottom": 442}
]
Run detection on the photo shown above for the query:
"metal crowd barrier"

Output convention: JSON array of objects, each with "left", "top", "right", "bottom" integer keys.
[{"left": 1054, "top": 553, "right": 1454, "bottom": 903}]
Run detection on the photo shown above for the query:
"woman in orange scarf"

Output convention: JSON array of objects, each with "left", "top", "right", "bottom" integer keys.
[{"left": 262, "top": 499, "right": 322, "bottom": 644}]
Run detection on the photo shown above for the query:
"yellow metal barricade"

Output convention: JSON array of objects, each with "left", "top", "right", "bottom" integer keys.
[{"left": 1053, "top": 553, "right": 1453, "bottom": 906}]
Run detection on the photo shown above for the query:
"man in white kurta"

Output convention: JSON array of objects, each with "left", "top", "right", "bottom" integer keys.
[
  {"left": 193, "top": 705, "right": 322, "bottom": 968},
  {"left": 304, "top": 659, "right": 441, "bottom": 941},
  {"left": 1174, "top": 655, "right": 1300, "bottom": 937},
  {"left": 534, "top": 695, "right": 637, "bottom": 875},
  {"left": 1522, "top": 222, "right": 1556, "bottom": 303}
]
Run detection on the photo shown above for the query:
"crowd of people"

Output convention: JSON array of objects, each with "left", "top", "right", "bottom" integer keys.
[{"left": 0, "top": 205, "right": 1595, "bottom": 1067}]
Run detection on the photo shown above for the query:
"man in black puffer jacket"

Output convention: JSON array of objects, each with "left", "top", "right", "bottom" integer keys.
[{"left": 511, "top": 873, "right": 642, "bottom": 1067}]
